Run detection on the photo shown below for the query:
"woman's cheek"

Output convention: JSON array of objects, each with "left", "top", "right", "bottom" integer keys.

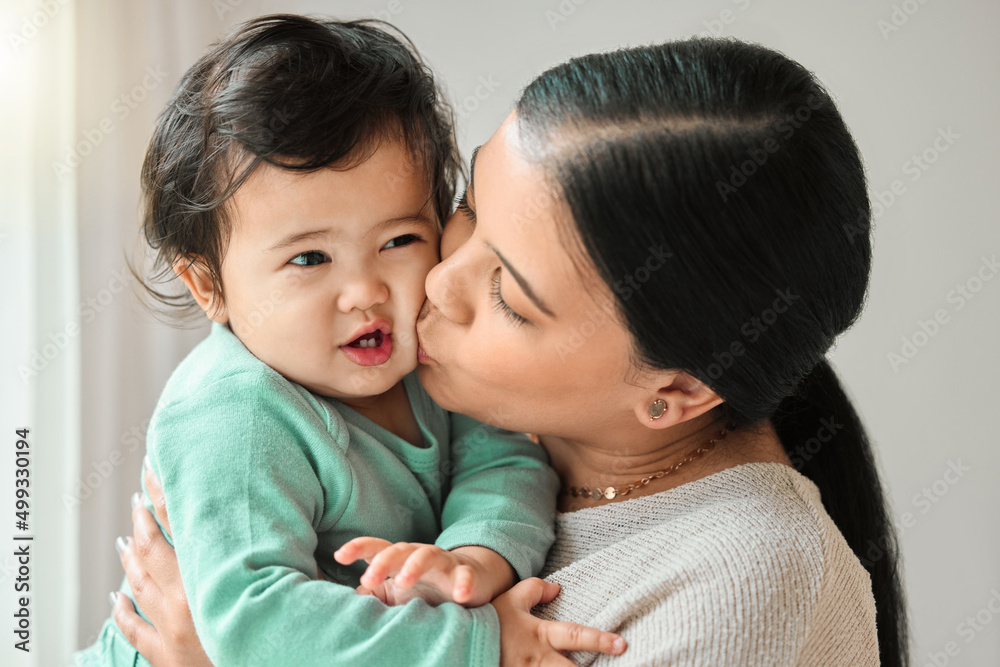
[{"left": 470, "top": 325, "right": 529, "bottom": 381}]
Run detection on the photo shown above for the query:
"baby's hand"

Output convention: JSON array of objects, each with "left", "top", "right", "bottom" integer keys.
[{"left": 334, "top": 538, "right": 514, "bottom": 607}]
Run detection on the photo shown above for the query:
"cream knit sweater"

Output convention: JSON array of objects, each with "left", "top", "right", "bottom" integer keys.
[{"left": 534, "top": 462, "right": 879, "bottom": 666}]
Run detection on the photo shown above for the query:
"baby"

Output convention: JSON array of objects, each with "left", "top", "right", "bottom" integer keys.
[{"left": 76, "top": 15, "right": 557, "bottom": 666}]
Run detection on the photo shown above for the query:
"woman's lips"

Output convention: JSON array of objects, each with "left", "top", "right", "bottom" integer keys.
[
  {"left": 415, "top": 310, "right": 437, "bottom": 364},
  {"left": 417, "top": 344, "right": 433, "bottom": 364}
]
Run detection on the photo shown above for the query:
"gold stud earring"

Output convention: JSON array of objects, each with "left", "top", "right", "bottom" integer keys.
[{"left": 648, "top": 399, "right": 667, "bottom": 420}]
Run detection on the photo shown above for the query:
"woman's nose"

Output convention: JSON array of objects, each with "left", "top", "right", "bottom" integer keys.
[
  {"left": 440, "top": 211, "right": 475, "bottom": 261},
  {"left": 425, "top": 250, "right": 473, "bottom": 325},
  {"left": 336, "top": 270, "right": 389, "bottom": 313}
]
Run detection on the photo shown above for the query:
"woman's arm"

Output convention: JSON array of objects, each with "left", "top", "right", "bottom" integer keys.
[{"left": 112, "top": 468, "right": 626, "bottom": 667}]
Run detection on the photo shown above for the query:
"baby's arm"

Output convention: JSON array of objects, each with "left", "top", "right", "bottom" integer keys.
[
  {"left": 344, "top": 412, "right": 558, "bottom": 606},
  {"left": 149, "top": 373, "right": 502, "bottom": 666}
]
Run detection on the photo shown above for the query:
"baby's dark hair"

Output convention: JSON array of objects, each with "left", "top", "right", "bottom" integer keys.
[{"left": 136, "top": 14, "right": 461, "bottom": 321}]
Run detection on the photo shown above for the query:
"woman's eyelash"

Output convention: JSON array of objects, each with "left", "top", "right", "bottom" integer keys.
[
  {"left": 455, "top": 190, "right": 476, "bottom": 220},
  {"left": 490, "top": 269, "right": 526, "bottom": 327}
]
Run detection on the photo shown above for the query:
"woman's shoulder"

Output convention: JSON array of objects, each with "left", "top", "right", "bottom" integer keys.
[
  {"left": 542, "top": 463, "right": 878, "bottom": 666},
  {"left": 552, "top": 462, "right": 835, "bottom": 564},
  {"left": 611, "top": 462, "right": 864, "bottom": 590}
]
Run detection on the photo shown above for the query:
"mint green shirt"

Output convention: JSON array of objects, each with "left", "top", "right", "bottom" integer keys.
[{"left": 77, "top": 322, "right": 557, "bottom": 666}]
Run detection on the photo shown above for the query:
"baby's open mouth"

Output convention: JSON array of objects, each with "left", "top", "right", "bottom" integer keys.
[
  {"left": 340, "top": 324, "right": 393, "bottom": 367},
  {"left": 347, "top": 330, "right": 384, "bottom": 349}
]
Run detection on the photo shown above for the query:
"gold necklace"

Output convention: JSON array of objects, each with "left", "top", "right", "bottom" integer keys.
[{"left": 560, "top": 426, "right": 730, "bottom": 501}]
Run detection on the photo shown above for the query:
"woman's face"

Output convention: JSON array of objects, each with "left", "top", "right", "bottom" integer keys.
[{"left": 417, "top": 114, "right": 650, "bottom": 439}]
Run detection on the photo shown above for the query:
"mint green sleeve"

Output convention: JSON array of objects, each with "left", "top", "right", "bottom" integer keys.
[
  {"left": 435, "top": 413, "right": 559, "bottom": 580},
  {"left": 150, "top": 372, "right": 500, "bottom": 666}
]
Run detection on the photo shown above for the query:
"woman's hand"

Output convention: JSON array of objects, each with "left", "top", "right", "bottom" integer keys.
[
  {"left": 494, "top": 578, "right": 626, "bottom": 666},
  {"left": 110, "top": 460, "right": 212, "bottom": 667}
]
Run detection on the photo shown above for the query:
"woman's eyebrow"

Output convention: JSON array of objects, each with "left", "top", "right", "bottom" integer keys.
[
  {"left": 468, "top": 145, "right": 481, "bottom": 197},
  {"left": 489, "top": 244, "right": 556, "bottom": 318}
]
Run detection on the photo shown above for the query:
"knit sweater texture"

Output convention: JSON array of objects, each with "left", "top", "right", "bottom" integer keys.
[{"left": 534, "top": 462, "right": 879, "bottom": 666}]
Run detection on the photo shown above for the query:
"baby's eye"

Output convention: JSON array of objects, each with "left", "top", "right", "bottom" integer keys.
[
  {"left": 382, "top": 234, "right": 420, "bottom": 250},
  {"left": 288, "top": 251, "right": 330, "bottom": 266}
]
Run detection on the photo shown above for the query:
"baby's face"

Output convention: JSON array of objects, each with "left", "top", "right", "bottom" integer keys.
[{"left": 215, "top": 139, "right": 439, "bottom": 401}]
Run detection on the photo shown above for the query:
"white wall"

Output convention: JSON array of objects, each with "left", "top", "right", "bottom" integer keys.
[{"left": 3, "top": 0, "right": 995, "bottom": 664}]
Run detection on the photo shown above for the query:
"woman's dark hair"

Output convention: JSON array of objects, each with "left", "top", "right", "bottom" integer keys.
[
  {"left": 137, "top": 14, "right": 461, "bottom": 320},
  {"left": 516, "top": 38, "right": 908, "bottom": 665}
]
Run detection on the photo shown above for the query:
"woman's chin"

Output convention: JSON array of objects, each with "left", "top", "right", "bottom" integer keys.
[{"left": 416, "top": 364, "right": 447, "bottom": 401}]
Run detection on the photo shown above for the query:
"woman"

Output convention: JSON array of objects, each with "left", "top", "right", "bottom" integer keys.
[{"left": 111, "top": 37, "right": 908, "bottom": 665}]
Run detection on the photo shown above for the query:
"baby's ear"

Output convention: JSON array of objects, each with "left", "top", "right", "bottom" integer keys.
[{"left": 172, "top": 255, "right": 228, "bottom": 323}]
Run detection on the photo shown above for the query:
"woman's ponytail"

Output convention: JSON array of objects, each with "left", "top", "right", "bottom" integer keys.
[
  {"left": 516, "top": 37, "right": 909, "bottom": 664},
  {"left": 772, "top": 359, "right": 908, "bottom": 667}
]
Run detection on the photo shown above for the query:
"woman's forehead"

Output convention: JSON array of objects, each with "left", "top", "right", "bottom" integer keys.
[{"left": 477, "top": 119, "right": 612, "bottom": 318}]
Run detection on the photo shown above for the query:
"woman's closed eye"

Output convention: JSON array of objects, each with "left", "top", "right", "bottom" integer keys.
[
  {"left": 288, "top": 250, "right": 330, "bottom": 266},
  {"left": 455, "top": 190, "right": 476, "bottom": 222},
  {"left": 491, "top": 269, "right": 527, "bottom": 326}
]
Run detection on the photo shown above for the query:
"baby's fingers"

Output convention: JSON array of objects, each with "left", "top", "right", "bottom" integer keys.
[
  {"left": 537, "top": 620, "right": 627, "bottom": 657},
  {"left": 451, "top": 564, "right": 475, "bottom": 604},
  {"left": 395, "top": 545, "right": 453, "bottom": 588},
  {"left": 334, "top": 537, "right": 393, "bottom": 565},
  {"left": 360, "top": 543, "right": 422, "bottom": 589}
]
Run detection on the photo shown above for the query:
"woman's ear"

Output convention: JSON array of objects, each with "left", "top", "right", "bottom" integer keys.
[
  {"left": 172, "top": 255, "right": 228, "bottom": 323},
  {"left": 633, "top": 372, "right": 724, "bottom": 430}
]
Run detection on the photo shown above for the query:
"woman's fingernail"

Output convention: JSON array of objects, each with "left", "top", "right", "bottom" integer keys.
[
  {"left": 130, "top": 492, "right": 141, "bottom": 510},
  {"left": 142, "top": 455, "right": 151, "bottom": 472},
  {"left": 612, "top": 637, "right": 625, "bottom": 653},
  {"left": 115, "top": 536, "right": 130, "bottom": 555},
  {"left": 109, "top": 592, "right": 119, "bottom": 608}
]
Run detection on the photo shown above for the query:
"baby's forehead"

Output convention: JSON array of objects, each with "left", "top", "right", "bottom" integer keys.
[{"left": 227, "top": 149, "right": 435, "bottom": 245}]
